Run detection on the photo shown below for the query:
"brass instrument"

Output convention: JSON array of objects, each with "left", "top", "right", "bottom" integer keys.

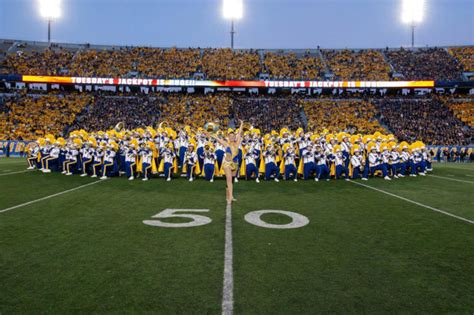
[
  {"left": 114, "top": 122, "right": 125, "bottom": 132},
  {"left": 242, "top": 122, "right": 253, "bottom": 132},
  {"left": 158, "top": 121, "right": 169, "bottom": 129},
  {"left": 204, "top": 122, "right": 220, "bottom": 133}
]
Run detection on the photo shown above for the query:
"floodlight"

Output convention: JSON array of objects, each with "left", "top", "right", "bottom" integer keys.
[
  {"left": 223, "top": 0, "right": 243, "bottom": 49},
  {"left": 401, "top": 0, "right": 424, "bottom": 47},
  {"left": 39, "top": 0, "right": 61, "bottom": 19},
  {"left": 223, "top": 0, "right": 243, "bottom": 20},
  {"left": 38, "top": 0, "right": 61, "bottom": 43}
]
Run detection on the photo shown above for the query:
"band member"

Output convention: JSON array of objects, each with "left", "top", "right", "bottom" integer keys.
[
  {"left": 363, "top": 143, "right": 390, "bottom": 180},
  {"left": 263, "top": 144, "right": 280, "bottom": 182},
  {"left": 80, "top": 141, "right": 94, "bottom": 177},
  {"left": 26, "top": 142, "right": 40, "bottom": 170},
  {"left": 91, "top": 142, "right": 105, "bottom": 178},
  {"left": 302, "top": 144, "right": 316, "bottom": 180},
  {"left": 201, "top": 143, "right": 217, "bottom": 182},
  {"left": 140, "top": 142, "right": 154, "bottom": 181},
  {"left": 244, "top": 145, "right": 259, "bottom": 183},
  {"left": 42, "top": 141, "right": 61, "bottom": 173},
  {"left": 125, "top": 140, "right": 138, "bottom": 180},
  {"left": 101, "top": 141, "right": 118, "bottom": 180},
  {"left": 350, "top": 145, "right": 364, "bottom": 179},
  {"left": 282, "top": 144, "right": 298, "bottom": 181},
  {"left": 315, "top": 145, "right": 330, "bottom": 181},
  {"left": 333, "top": 145, "right": 349, "bottom": 180},
  {"left": 184, "top": 143, "right": 198, "bottom": 182},
  {"left": 160, "top": 142, "right": 176, "bottom": 181}
]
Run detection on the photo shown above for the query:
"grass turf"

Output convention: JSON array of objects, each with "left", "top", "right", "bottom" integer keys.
[{"left": 1, "top": 158, "right": 473, "bottom": 313}]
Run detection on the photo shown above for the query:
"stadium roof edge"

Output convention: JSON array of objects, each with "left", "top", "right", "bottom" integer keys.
[{"left": 1, "top": 38, "right": 473, "bottom": 53}]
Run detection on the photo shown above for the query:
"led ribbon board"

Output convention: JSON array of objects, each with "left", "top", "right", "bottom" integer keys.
[{"left": 21, "top": 75, "right": 435, "bottom": 88}]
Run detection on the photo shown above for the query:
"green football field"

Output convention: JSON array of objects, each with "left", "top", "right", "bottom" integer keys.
[{"left": 1, "top": 158, "right": 473, "bottom": 314}]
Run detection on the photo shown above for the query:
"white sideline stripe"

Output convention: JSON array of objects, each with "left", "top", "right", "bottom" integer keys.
[
  {"left": 466, "top": 175, "right": 474, "bottom": 178},
  {"left": 350, "top": 181, "right": 474, "bottom": 225},
  {"left": 221, "top": 203, "right": 234, "bottom": 315},
  {"left": 0, "top": 170, "right": 32, "bottom": 176},
  {"left": 428, "top": 174, "right": 474, "bottom": 184},
  {"left": 0, "top": 180, "right": 104, "bottom": 214}
]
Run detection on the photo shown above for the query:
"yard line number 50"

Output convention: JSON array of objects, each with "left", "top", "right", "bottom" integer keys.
[{"left": 143, "top": 209, "right": 309, "bottom": 229}]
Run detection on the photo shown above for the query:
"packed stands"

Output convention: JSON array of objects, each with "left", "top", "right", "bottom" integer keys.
[
  {"left": 440, "top": 98, "right": 474, "bottom": 127},
  {"left": 301, "top": 99, "right": 385, "bottom": 134},
  {"left": 202, "top": 49, "right": 260, "bottom": 80},
  {"left": 449, "top": 47, "right": 474, "bottom": 72},
  {"left": 231, "top": 97, "right": 304, "bottom": 132},
  {"left": 159, "top": 94, "right": 232, "bottom": 128},
  {"left": 322, "top": 49, "right": 390, "bottom": 80},
  {"left": 135, "top": 47, "right": 201, "bottom": 78},
  {"left": 374, "top": 98, "right": 472, "bottom": 145},
  {"left": 69, "top": 95, "right": 163, "bottom": 132},
  {"left": 1, "top": 93, "right": 92, "bottom": 140},
  {"left": 263, "top": 51, "right": 325, "bottom": 80},
  {"left": 4, "top": 48, "right": 74, "bottom": 75},
  {"left": 385, "top": 48, "right": 462, "bottom": 81}
]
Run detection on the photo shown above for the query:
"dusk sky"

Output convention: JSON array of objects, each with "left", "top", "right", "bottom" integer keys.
[{"left": 0, "top": 0, "right": 473, "bottom": 49}]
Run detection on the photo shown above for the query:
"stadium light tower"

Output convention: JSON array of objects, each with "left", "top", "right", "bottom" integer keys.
[
  {"left": 401, "top": 0, "right": 424, "bottom": 48},
  {"left": 38, "top": 0, "right": 61, "bottom": 43},
  {"left": 223, "top": 0, "right": 243, "bottom": 49}
]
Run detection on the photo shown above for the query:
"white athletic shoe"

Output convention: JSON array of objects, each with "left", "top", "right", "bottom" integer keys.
[
  {"left": 234, "top": 178, "right": 239, "bottom": 183},
  {"left": 91, "top": 174, "right": 97, "bottom": 178},
  {"left": 61, "top": 170, "right": 67, "bottom": 174},
  {"left": 393, "top": 175, "right": 399, "bottom": 179},
  {"left": 100, "top": 176, "right": 108, "bottom": 180},
  {"left": 66, "top": 172, "right": 72, "bottom": 176},
  {"left": 274, "top": 178, "right": 279, "bottom": 182},
  {"left": 142, "top": 178, "right": 148, "bottom": 181},
  {"left": 27, "top": 166, "right": 34, "bottom": 170},
  {"left": 43, "top": 169, "right": 51, "bottom": 173},
  {"left": 189, "top": 178, "right": 193, "bottom": 182},
  {"left": 315, "top": 178, "right": 319, "bottom": 182},
  {"left": 294, "top": 178, "right": 298, "bottom": 182},
  {"left": 80, "top": 173, "right": 88, "bottom": 177},
  {"left": 384, "top": 176, "right": 391, "bottom": 180},
  {"left": 128, "top": 176, "right": 134, "bottom": 181},
  {"left": 166, "top": 177, "right": 171, "bottom": 182},
  {"left": 210, "top": 179, "right": 214, "bottom": 183},
  {"left": 345, "top": 178, "right": 350, "bottom": 181},
  {"left": 398, "top": 174, "right": 405, "bottom": 178},
  {"left": 256, "top": 178, "right": 260, "bottom": 183},
  {"left": 419, "top": 172, "right": 426, "bottom": 176},
  {"left": 362, "top": 177, "right": 368, "bottom": 181}
]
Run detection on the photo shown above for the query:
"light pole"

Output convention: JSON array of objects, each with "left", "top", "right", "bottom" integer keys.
[
  {"left": 39, "top": 0, "right": 61, "bottom": 43},
  {"left": 223, "top": 0, "right": 243, "bottom": 49},
  {"left": 401, "top": 0, "right": 424, "bottom": 48}
]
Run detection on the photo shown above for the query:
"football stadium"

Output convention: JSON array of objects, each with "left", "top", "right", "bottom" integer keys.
[{"left": 1, "top": 0, "right": 473, "bottom": 313}]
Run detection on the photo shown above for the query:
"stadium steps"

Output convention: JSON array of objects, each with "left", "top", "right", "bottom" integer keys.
[{"left": 317, "top": 48, "right": 331, "bottom": 74}]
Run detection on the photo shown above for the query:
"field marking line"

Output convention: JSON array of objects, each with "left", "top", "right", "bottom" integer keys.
[
  {"left": 428, "top": 174, "right": 474, "bottom": 184},
  {"left": 0, "top": 170, "right": 33, "bottom": 176},
  {"left": 466, "top": 175, "right": 474, "bottom": 178},
  {"left": 349, "top": 181, "right": 474, "bottom": 225},
  {"left": 221, "top": 203, "right": 234, "bottom": 315},
  {"left": 0, "top": 180, "right": 104, "bottom": 214}
]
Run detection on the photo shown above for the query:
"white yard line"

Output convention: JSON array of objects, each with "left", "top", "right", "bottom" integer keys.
[
  {"left": 428, "top": 174, "right": 474, "bottom": 184},
  {"left": 0, "top": 170, "right": 33, "bottom": 176},
  {"left": 349, "top": 181, "right": 473, "bottom": 225},
  {"left": 221, "top": 203, "right": 234, "bottom": 315},
  {"left": 0, "top": 180, "right": 104, "bottom": 214}
]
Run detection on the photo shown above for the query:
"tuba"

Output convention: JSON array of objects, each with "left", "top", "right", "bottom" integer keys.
[
  {"left": 242, "top": 122, "right": 253, "bottom": 132},
  {"left": 158, "top": 121, "right": 169, "bottom": 129},
  {"left": 204, "top": 122, "right": 220, "bottom": 133}
]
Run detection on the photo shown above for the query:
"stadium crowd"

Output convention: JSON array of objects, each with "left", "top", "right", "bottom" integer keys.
[
  {"left": 301, "top": 99, "right": 385, "bottom": 134},
  {"left": 374, "top": 98, "right": 472, "bottom": 145},
  {"left": 2, "top": 44, "right": 470, "bottom": 81},
  {"left": 385, "top": 48, "right": 463, "bottom": 81},
  {"left": 323, "top": 50, "right": 390, "bottom": 80}
]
